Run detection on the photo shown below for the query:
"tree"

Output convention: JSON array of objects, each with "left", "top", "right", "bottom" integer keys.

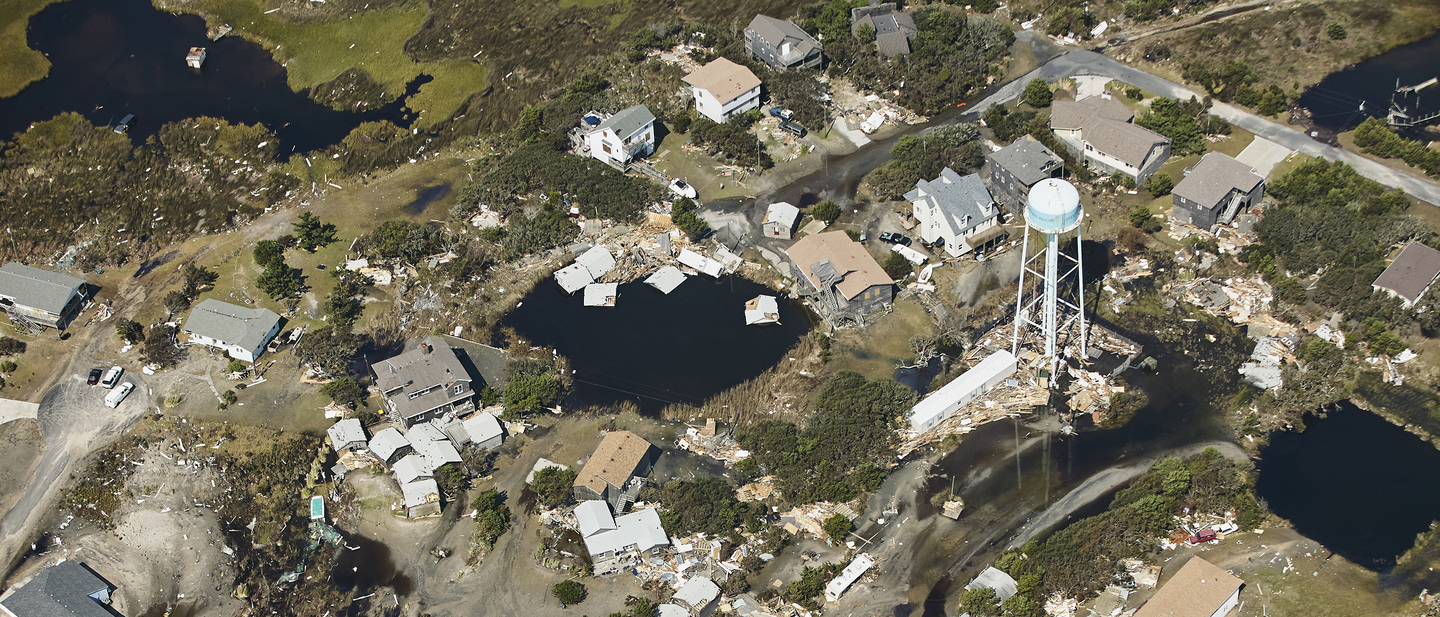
[
  {"left": 1327, "top": 23, "right": 1347, "bottom": 40},
  {"left": 1129, "top": 205, "right": 1155, "bottom": 229},
  {"left": 671, "top": 197, "right": 708, "bottom": 241},
  {"left": 142, "top": 324, "right": 181, "bottom": 367},
  {"left": 162, "top": 290, "right": 191, "bottom": 316},
  {"left": 856, "top": 23, "right": 876, "bottom": 44},
  {"left": 321, "top": 377, "right": 366, "bottom": 408},
  {"left": 294, "top": 326, "right": 361, "bottom": 377},
  {"left": 531, "top": 466, "right": 579, "bottom": 508},
  {"left": 181, "top": 262, "right": 218, "bottom": 297},
  {"left": 1145, "top": 172, "right": 1173, "bottom": 197},
  {"left": 958, "top": 587, "right": 1000, "bottom": 617},
  {"left": 256, "top": 260, "right": 303, "bottom": 300},
  {"left": 551, "top": 580, "right": 586, "bottom": 606},
  {"left": 822, "top": 513, "right": 851, "bottom": 545},
  {"left": 324, "top": 285, "right": 363, "bottom": 328},
  {"left": 433, "top": 463, "right": 467, "bottom": 498},
  {"left": 253, "top": 240, "right": 285, "bottom": 268},
  {"left": 293, "top": 212, "right": 339, "bottom": 253},
  {"left": 882, "top": 252, "right": 911, "bottom": 279},
  {"left": 1023, "top": 78, "right": 1052, "bottom": 108},
  {"left": 1117, "top": 227, "right": 1148, "bottom": 254},
  {"left": 503, "top": 373, "right": 564, "bottom": 416},
  {"left": 114, "top": 319, "right": 144, "bottom": 345},
  {"left": 471, "top": 488, "right": 511, "bottom": 549},
  {"left": 810, "top": 199, "right": 841, "bottom": 224},
  {"left": 1125, "top": 85, "right": 1143, "bottom": 100}
]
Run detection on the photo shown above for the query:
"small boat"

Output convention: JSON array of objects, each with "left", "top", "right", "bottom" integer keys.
[
  {"left": 113, "top": 114, "right": 134, "bottom": 134},
  {"left": 668, "top": 178, "right": 697, "bottom": 199}
]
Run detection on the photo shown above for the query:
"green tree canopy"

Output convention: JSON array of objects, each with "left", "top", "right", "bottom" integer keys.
[
  {"left": 531, "top": 466, "right": 578, "bottom": 508},
  {"left": 551, "top": 580, "right": 586, "bottom": 605},
  {"left": 293, "top": 212, "right": 339, "bottom": 253},
  {"left": 1024, "top": 78, "right": 1053, "bottom": 108},
  {"left": 822, "top": 513, "right": 851, "bottom": 545}
]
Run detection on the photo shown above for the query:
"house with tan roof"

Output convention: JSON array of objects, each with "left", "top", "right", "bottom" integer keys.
[
  {"left": 573, "top": 430, "right": 662, "bottom": 511},
  {"left": 683, "top": 58, "right": 762, "bottom": 124},
  {"left": 1132, "top": 556, "right": 1242, "bottom": 617},
  {"left": 1050, "top": 94, "right": 1134, "bottom": 139},
  {"left": 1170, "top": 152, "right": 1265, "bottom": 230},
  {"left": 786, "top": 231, "right": 894, "bottom": 315},
  {"left": 1049, "top": 93, "right": 1169, "bottom": 181}
]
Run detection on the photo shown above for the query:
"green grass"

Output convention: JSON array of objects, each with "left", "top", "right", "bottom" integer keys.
[
  {"left": 829, "top": 299, "right": 933, "bottom": 382},
  {"left": 558, "top": 0, "right": 625, "bottom": 7},
  {"left": 0, "top": 0, "right": 62, "bottom": 98},
  {"left": 183, "top": 0, "right": 485, "bottom": 128},
  {"left": 1266, "top": 151, "right": 1314, "bottom": 181}
]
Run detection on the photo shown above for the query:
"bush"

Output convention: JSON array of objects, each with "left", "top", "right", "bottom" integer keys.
[
  {"left": 1129, "top": 206, "right": 1161, "bottom": 232},
  {"left": 689, "top": 117, "right": 773, "bottom": 169},
  {"left": 143, "top": 324, "right": 181, "bottom": 367},
  {"left": 822, "top": 513, "right": 851, "bottom": 545},
  {"left": 114, "top": 320, "right": 143, "bottom": 345},
  {"left": 225, "top": 360, "right": 246, "bottom": 373},
  {"left": 810, "top": 199, "right": 841, "bottom": 224},
  {"left": 1144, "top": 172, "right": 1173, "bottom": 197},
  {"left": 672, "top": 197, "right": 708, "bottom": 241},
  {"left": 253, "top": 240, "right": 285, "bottom": 268},
  {"left": 1327, "top": 22, "right": 1347, "bottom": 40},
  {"left": 471, "top": 488, "right": 511, "bottom": 549},
  {"left": 531, "top": 466, "right": 578, "bottom": 508},
  {"left": 866, "top": 124, "right": 983, "bottom": 198},
  {"left": 433, "top": 463, "right": 467, "bottom": 499},
  {"left": 882, "top": 252, "right": 911, "bottom": 279},
  {"left": 294, "top": 326, "right": 361, "bottom": 377},
  {"left": 0, "top": 361, "right": 16, "bottom": 373},
  {"left": 256, "top": 260, "right": 304, "bottom": 300},
  {"left": 503, "top": 373, "right": 564, "bottom": 416},
  {"left": 1023, "top": 78, "right": 1053, "bottom": 108},
  {"left": 551, "top": 580, "right": 586, "bottom": 606},
  {"left": 1125, "top": 85, "right": 1143, "bottom": 100},
  {"left": 320, "top": 377, "right": 366, "bottom": 408}
]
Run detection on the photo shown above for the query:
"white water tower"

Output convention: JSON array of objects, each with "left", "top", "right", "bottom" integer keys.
[{"left": 1011, "top": 178, "right": 1086, "bottom": 380}]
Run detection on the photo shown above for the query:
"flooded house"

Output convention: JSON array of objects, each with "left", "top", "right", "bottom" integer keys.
[{"left": 186, "top": 46, "right": 206, "bottom": 68}]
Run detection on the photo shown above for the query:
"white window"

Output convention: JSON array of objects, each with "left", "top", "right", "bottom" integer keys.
[{"left": 453, "top": 384, "right": 464, "bottom": 395}]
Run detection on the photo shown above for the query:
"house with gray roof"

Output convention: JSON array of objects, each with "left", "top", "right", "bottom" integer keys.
[
  {"left": 393, "top": 453, "right": 433, "bottom": 484},
  {"left": 181, "top": 299, "right": 282, "bottom": 363},
  {"left": 400, "top": 478, "right": 441, "bottom": 518},
  {"left": 1170, "top": 152, "right": 1265, "bottom": 229},
  {"left": 326, "top": 418, "right": 368, "bottom": 453},
  {"left": 0, "top": 560, "right": 118, "bottom": 617},
  {"left": 578, "top": 105, "right": 656, "bottom": 169},
  {"left": 905, "top": 167, "right": 1004, "bottom": 257},
  {"left": 573, "top": 500, "right": 670, "bottom": 575},
  {"left": 368, "top": 427, "right": 412, "bottom": 467},
  {"left": 1048, "top": 93, "right": 1169, "bottom": 181},
  {"left": 745, "top": 15, "right": 822, "bottom": 70},
  {"left": 460, "top": 411, "right": 505, "bottom": 451},
  {"left": 0, "top": 263, "right": 89, "bottom": 331},
  {"left": 374, "top": 337, "right": 476, "bottom": 427},
  {"left": 851, "top": 2, "right": 917, "bottom": 58},
  {"left": 988, "top": 136, "right": 1064, "bottom": 213},
  {"left": 1049, "top": 95, "right": 1134, "bottom": 138},
  {"left": 1373, "top": 243, "right": 1440, "bottom": 308}
]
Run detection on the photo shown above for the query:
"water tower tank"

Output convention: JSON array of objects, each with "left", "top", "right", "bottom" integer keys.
[{"left": 1026, "top": 178, "right": 1082, "bottom": 234}]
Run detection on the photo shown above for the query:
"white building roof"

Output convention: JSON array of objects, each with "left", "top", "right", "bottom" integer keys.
[
  {"left": 410, "top": 437, "right": 463, "bottom": 469},
  {"left": 910, "top": 350, "right": 1018, "bottom": 431},
  {"left": 393, "top": 454, "right": 433, "bottom": 484},
  {"left": 678, "top": 249, "right": 723, "bottom": 278},
  {"left": 407, "top": 422, "right": 448, "bottom": 443},
  {"left": 583, "top": 283, "right": 618, "bottom": 307},
  {"left": 368, "top": 427, "right": 410, "bottom": 462},
  {"left": 673, "top": 576, "right": 720, "bottom": 609},
  {"left": 462, "top": 412, "right": 504, "bottom": 445},
  {"left": 327, "top": 418, "right": 367, "bottom": 450},
  {"left": 764, "top": 202, "right": 800, "bottom": 228},
  {"left": 965, "top": 566, "right": 1018, "bottom": 601},
  {"left": 744, "top": 295, "right": 780, "bottom": 325},
  {"left": 580, "top": 507, "right": 670, "bottom": 556},
  {"left": 400, "top": 478, "right": 440, "bottom": 508},
  {"left": 577, "top": 245, "right": 617, "bottom": 279},
  {"left": 555, "top": 263, "right": 593, "bottom": 294},
  {"left": 645, "top": 266, "right": 688, "bottom": 294},
  {"left": 658, "top": 605, "right": 690, "bottom": 617},
  {"left": 825, "top": 553, "right": 875, "bottom": 602},
  {"left": 575, "top": 500, "right": 618, "bottom": 537}
]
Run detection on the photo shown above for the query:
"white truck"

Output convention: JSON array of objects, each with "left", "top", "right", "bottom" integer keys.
[
  {"left": 104, "top": 382, "right": 134, "bottom": 408},
  {"left": 100, "top": 366, "right": 124, "bottom": 389}
]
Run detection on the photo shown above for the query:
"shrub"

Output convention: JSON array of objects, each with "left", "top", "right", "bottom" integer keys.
[
  {"left": 1327, "top": 23, "right": 1347, "bottom": 40},
  {"left": 810, "top": 199, "right": 841, "bottom": 224},
  {"left": 320, "top": 377, "right": 366, "bottom": 408},
  {"left": 1125, "top": 85, "right": 1143, "bottom": 100},
  {"left": 531, "top": 466, "right": 578, "bottom": 508},
  {"left": 225, "top": 360, "right": 246, "bottom": 373},
  {"left": 551, "top": 580, "right": 586, "bottom": 606},
  {"left": 822, "top": 513, "right": 851, "bottom": 545},
  {"left": 471, "top": 488, "right": 512, "bottom": 549},
  {"left": 0, "top": 361, "right": 16, "bottom": 373},
  {"left": 672, "top": 197, "right": 708, "bottom": 241},
  {"left": 882, "top": 252, "right": 911, "bottom": 279},
  {"left": 114, "top": 320, "right": 143, "bottom": 345},
  {"left": 1023, "top": 78, "right": 1053, "bottom": 108},
  {"left": 293, "top": 212, "right": 339, "bottom": 253},
  {"left": 503, "top": 373, "right": 564, "bottom": 416},
  {"left": 1145, "top": 172, "right": 1173, "bottom": 197},
  {"left": 253, "top": 240, "right": 285, "bottom": 268},
  {"left": 143, "top": 324, "right": 181, "bottom": 367}
]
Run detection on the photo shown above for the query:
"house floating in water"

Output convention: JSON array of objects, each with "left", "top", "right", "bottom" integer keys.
[
  {"left": 555, "top": 245, "right": 617, "bottom": 294},
  {"left": 644, "top": 266, "right": 687, "bottom": 294},
  {"left": 583, "top": 282, "right": 618, "bottom": 307},
  {"left": 186, "top": 47, "right": 207, "bottom": 68},
  {"left": 744, "top": 295, "right": 780, "bottom": 325}
]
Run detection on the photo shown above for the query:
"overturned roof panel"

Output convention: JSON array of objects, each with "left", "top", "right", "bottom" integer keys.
[
  {"left": 645, "top": 266, "right": 688, "bottom": 294},
  {"left": 744, "top": 295, "right": 780, "bottom": 325},
  {"left": 583, "top": 283, "right": 619, "bottom": 307}
]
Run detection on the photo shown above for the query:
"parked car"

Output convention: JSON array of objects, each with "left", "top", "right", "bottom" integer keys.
[
  {"left": 779, "top": 121, "right": 807, "bottom": 137},
  {"left": 668, "top": 179, "right": 697, "bottom": 200},
  {"left": 87, "top": 368, "right": 103, "bottom": 386},
  {"left": 100, "top": 366, "right": 123, "bottom": 389},
  {"left": 768, "top": 107, "right": 792, "bottom": 120},
  {"left": 879, "top": 232, "right": 911, "bottom": 245},
  {"left": 105, "top": 382, "right": 134, "bottom": 409},
  {"left": 113, "top": 114, "right": 134, "bottom": 134}
]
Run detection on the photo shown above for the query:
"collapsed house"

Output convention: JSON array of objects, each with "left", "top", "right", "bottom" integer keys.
[
  {"left": 786, "top": 231, "right": 894, "bottom": 323},
  {"left": 574, "top": 500, "right": 671, "bottom": 576}
]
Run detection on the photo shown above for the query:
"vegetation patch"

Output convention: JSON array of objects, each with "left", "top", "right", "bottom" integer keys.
[{"left": 0, "top": 0, "right": 61, "bottom": 98}]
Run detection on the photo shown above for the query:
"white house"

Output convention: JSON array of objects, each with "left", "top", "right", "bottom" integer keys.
[
  {"left": 181, "top": 298, "right": 283, "bottom": 363},
  {"left": 683, "top": 58, "right": 762, "bottom": 124},
  {"left": 581, "top": 105, "right": 656, "bottom": 168},
  {"left": 763, "top": 202, "right": 800, "bottom": 239},
  {"left": 909, "top": 350, "right": 1017, "bottom": 433},
  {"left": 904, "top": 167, "right": 1004, "bottom": 257}
]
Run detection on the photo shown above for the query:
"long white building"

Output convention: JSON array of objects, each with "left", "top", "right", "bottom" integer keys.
[{"left": 908, "top": 350, "right": 1018, "bottom": 433}]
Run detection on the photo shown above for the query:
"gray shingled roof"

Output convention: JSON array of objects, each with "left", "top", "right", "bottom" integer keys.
[
  {"left": 1050, "top": 96, "right": 1133, "bottom": 130},
  {"left": 327, "top": 418, "right": 368, "bottom": 450},
  {"left": 598, "top": 105, "right": 655, "bottom": 140},
  {"left": 0, "top": 560, "right": 114, "bottom": 617},
  {"left": 1374, "top": 243, "right": 1440, "bottom": 304},
  {"left": 369, "top": 427, "right": 411, "bottom": 462},
  {"left": 904, "top": 167, "right": 997, "bottom": 236},
  {"left": 374, "top": 337, "right": 474, "bottom": 420},
  {"left": 1083, "top": 118, "right": 1168, "bottom": 168},
  {"left": 876, "top": 31, "right": 911, "bottom": 58},
  {"left": 0, "top": 262, "right": 84, "bottom": 315},
  {"left": 1172, "top": 152, "right": 1264, "bottom": 208},
  {"left": 989, "top": 137, "right": 1063, "bottom": 186},
  {"left": 182, "top": 298, "right": 281, "bottom": 353},
  {"left": 747, "top": 14, "right": 821, "bottom": 59}
]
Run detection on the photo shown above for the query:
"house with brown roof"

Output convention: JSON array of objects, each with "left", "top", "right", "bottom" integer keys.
[
  {"left": 1050, "top": 93, "right": 1169, "bottom": 181},
  {"left": 1049, "top": 95, "right": 1134, "bottom": 139},
  {"left": 1133, "top": 556, "right": 1242, "bottom": 617},
  {"left": 683, "top": 58, "right": 762, "bottom": 124},
  {"left": 1170, "top": 152, "right": 1265, "bottom": 230},
  {"left": 745, "top": 15, "right": 822, "bottom": 70},
  {"left": 573, "top": 430, "right": 662, "bottom": 511},
  {"left": 851, "top": 2, "right": 917, "bottom": 59},
  {"left": 1373, "top": 243, "right": 1440, "bottom": 308},
  {"left": 785, "top": 231, "right": 894, "bottom": 315}
]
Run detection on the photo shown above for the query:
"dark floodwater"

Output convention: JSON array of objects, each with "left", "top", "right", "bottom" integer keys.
[
  {"left": 332, "top": 534, "right": 413, "bottom": 596},
  {"left": 500, "top": 275, "right": 812, "bottom": 414},
  {"left": 0, "top": 0, "right": 418, "bottom": 152},
  {"left": 1256, "top": 402, "right": 1440, "bottom": 568},
  {"left": 1297, "top": 30, "right": 1440, "bottom": 134}
]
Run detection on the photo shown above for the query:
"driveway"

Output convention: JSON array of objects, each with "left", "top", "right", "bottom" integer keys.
[{"left": 1235, "top": 137, "right": 1293, "bottom": 178}]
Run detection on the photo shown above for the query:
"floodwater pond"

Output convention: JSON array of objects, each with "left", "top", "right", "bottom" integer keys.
[
  {"left": 1296, "top": 30, "right": 1440, "bottom": 135},
  {"left": 499, "top": 275, "right": 813, "bottom": 414},
  {"left": 0, "top": 0, "right": 418, "bottom": 152},
  {"left": 332, "top": 533, "right": 413, "bottom": 596},
  {"left": 1255, "top": 402, "right": 1440, "bottom": 568}
]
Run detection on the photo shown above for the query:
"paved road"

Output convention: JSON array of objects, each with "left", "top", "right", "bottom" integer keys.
[{"left": 966, "top": 49, "right": 1440, "bottom": 205}]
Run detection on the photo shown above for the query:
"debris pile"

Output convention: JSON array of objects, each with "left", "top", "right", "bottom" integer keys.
[{"left": 676, "top": 419, "right": 751, "bottom": 464}]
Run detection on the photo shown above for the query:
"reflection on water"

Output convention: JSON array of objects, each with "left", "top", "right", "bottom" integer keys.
[{"left": 1297, "top": 31, "right": 1440, "bottom": 135}]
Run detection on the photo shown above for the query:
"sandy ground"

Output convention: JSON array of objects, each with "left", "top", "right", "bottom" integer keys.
[{"left": 0, "top": 421, "right": 42, "bottom": 519}]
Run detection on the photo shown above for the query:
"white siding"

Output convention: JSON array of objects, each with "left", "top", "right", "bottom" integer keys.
[
  {"left": 909, "top": 351, "right": 1018, "bottom": 432},
  {"left": 693, "top": 86, "right": 761, "bottom": 124}
]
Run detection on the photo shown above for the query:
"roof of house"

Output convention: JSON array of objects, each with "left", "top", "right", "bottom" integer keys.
[
  {"left": 410, "top": 436, "right": 463, "bottom": 469},
  {"left": 786, "top": 231, "right": 893, "bottom": 301},
  {"left": 574, "top": 430, "right": 658, "bottom": 495},
  {"left": 910, "top": 350, "right": 1017, "bottom": 429},
  {"left": 407, "top": 422, "right": 448, "bottom": 443},
  {"left": 555, "top": 263, "right": 594, "bottom": 294},
  {"left": 746, "top": 14, "right": 821, "bottom": 59},
  {"left": 462, "top": 412, "right": 504, "bottom": 445},
  {"left": 644, "top": 266, "right": 688, "bottom": 294},
  {"left": 393, "top": 453, "right": 433, "bottom": 484},
  {"left": 744, "top": 295, "right": 780, "bottom": 325},
  {"left": 1083, "top": 118, "right": 1169, "bottom": 168},
  {"left": 400, "top": 478, "right": 440, "bottom": 509},
  {"left": 1374, "top": 243, "right": 1440, "bottom": 304},
  {"left": 374, "top": 337, "right": 474, "bottom": 420},
  {"left": 0, "top": 263, "right": 85, "bottom": 315},
  {"left": 580, "top": 507, "right": 670, "bottom": 556},
  {"left": 657, "top": 604, "right": 690, "bottom": 617},
  {"left": 876, "top": 30, "right": 912, "bottom": 58},
  {"left": 965, "top": 566, "right": 1019, "bottom": 601},
  {"left": 1133, "top": 557, "right": 1243, "bottom": 617},
  {"left": 989, "top": 136, "right": 1063, "bottom": 186},
  {"left": 764, "top": 202, "right": 801, "bottom": 229},
  {"left": 598, "top": 105, "right": 655, "bottom": 139},
  {"left": 672, "top": 576, "right": 720, "bottom": 609},
  {"left": 576, "top": 245, "right": 617, "bottom": 279},
  {"left": 327, "top": 418, "right": 367, "bottom": 449},
  {"left": 1172, "top": 152, "right": 1264, "bottom": 208},
  {"left": 181, "top": 299, "right": 281, "bottom": 352},
  {"left": 0, "top": 560, "right": 114, "bottom": 617},
  {"left": 1050, "top": 95, "right": 1134, "bottom": 130},
  {"left": 583, "top": 282, "right": 619, "bottom": 307},
  {"left": 575, "top": 500, "right": 618, "bottom": 537},
  {"left": 369, "top": 427, "right": 411, "bottom": 461},
  {"left": 904, "top": 167, "right": 998, "bottom": 236},
  {"left": 683, "top": 58, "right": 762, "bottom": 106}
]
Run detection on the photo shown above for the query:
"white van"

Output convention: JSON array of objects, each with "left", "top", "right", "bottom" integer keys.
[
  {"left": 100, "top": 366, "right": 123, "bottom": 389},
  {"left": 104, "top": 382, "right": 134, "bottom": 408}
]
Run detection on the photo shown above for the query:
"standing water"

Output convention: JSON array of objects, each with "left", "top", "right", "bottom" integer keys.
[{"left": 1296, "top": 31, "right": 1440, "bottom": 135}]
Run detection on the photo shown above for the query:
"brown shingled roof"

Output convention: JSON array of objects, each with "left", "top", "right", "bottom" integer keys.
[
  {"left": 574, "top": 430, "right": 657, "bottom": 494},
  {"left": 1050, "top": 95, "right": 1133, "bottom": 130},
  {"left": 1133, "top": 557, "right": 1242, "bottom": 617},
  {"left": 785, "top": 231, "right": 893, "bottom": 300},
  {"left": 1373, "top": 242, "right": 1440, "bottom": 304},
  {"left": 683, "top": 58, "right": 762, "bottom": 106}
]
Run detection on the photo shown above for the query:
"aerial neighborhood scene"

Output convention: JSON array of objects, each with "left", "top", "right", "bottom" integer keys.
[{"left": 7, "top": 0, "right": 1440, "bottom": 616}]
